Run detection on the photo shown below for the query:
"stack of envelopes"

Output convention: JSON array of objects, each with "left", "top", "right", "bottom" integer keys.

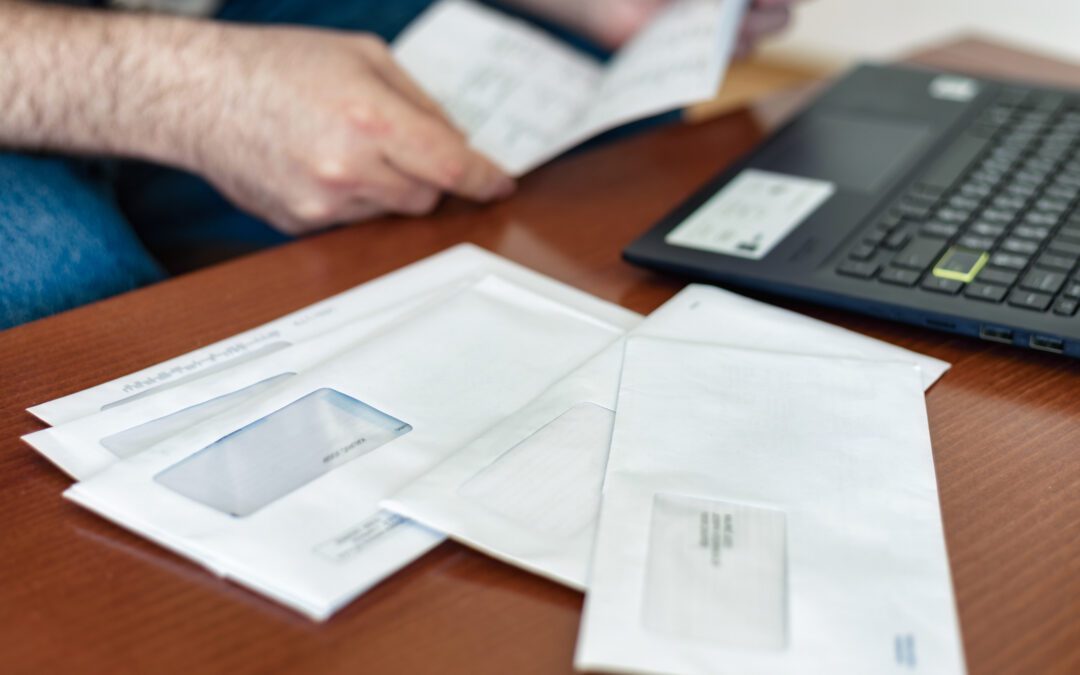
[{"left": 24, "top": 245, "right": 966, "bottom": 674}]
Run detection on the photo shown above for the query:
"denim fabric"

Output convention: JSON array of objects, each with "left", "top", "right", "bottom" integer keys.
[{"left": 0, "top": 154, "right": 165, "bottom": 329}]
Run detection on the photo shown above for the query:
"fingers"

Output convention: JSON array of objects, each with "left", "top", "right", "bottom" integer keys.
[
  {"left": 334, "top": 199, "right": 385, "bottom": 224},
  {"left": 354, "top": 80, "right": 515, "bottom": 203},
  {"left": 307, "top": 149, "right": 443, "bottom": 216},
  {"left": 352, "top": 157, "right": 442, "bottom": 215}
]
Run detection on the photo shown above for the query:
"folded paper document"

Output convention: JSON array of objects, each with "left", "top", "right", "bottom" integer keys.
[
  {"left": 63, "top": 274, "right": 631, "bottom": 620},
  {"left": 576, "top": 339, "right": 965, "bottom": 675},
  {"left": 382, "top": 284, "right": 949, "bottom": 589},
  {"left": 394, "top": 0, "right": 747, "bottom": 175}
]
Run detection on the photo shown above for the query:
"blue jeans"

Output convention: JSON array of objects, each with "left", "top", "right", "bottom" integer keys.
[{"left": 0, "top": 0, "right": 662, "bottom": 330}]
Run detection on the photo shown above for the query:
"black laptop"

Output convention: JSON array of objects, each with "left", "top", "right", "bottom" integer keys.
[{"left": 625, "top": 63, "right": 1080, "bottom": 356}]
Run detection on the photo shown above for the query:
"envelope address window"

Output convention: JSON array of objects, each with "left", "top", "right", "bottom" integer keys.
[
  {"left": 459, "top": 403, "right": 614, "bottom": 539},
  {"left": 643, "top": 493, "right": 788, "bottom": 649},
  {"left": 155, "top": 388, "right": 411, "bottom": 517}
]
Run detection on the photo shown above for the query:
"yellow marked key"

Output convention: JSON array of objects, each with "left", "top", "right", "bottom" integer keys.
[{"left": 933, "top": 247, "right": 989, "bottom": 283}]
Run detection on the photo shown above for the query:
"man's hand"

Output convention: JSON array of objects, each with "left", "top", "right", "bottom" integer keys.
[
  {"left": 0, "top": 4, "right": 514, "bottom": 236},
  {"left": 186, "top": 25, "right": 515, "bottom": 235}
]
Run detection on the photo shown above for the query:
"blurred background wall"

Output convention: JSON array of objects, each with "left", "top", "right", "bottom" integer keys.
[
  {"left": 762, "top": 0, "right": 1080, "bottom": 68},
  {"left": 691, "top": 0, "right": 1080, "bottom": 120}
]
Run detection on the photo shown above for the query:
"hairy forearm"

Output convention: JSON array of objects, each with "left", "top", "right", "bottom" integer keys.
[{"left": 0, "top": 1, "right": 225, "bottom": 168}]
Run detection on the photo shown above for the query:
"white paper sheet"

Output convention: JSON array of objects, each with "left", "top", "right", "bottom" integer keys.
[
  {"left": 27, "top": 243, "right": 639, "bottom": 426},
  {"left": 393, "top": 0, "right": 746, "bottom": 175},
  {"left": 576, "top": 338, "right": 965, "bottom": 675},
  {"left": 64, "top": 274, "right": 631, "bottom": 620},
  {"left": 381, "top": 284, "right": 950, "bottom": 589}
]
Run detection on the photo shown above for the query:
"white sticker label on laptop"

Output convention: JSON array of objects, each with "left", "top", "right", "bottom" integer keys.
[{"left": 665, "top": 169, "right": 836, "bottom": 260}]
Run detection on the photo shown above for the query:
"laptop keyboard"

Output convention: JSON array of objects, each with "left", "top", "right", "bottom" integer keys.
[{"left": 837, "top": 87, "right": 1080, "bottom": 317}]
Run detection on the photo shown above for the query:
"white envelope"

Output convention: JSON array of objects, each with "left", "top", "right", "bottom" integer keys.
[
  {"left": 382, "top": 284, "right": 950, "bottom": 589},
  {"left": 64, "top": 274, "right": 633, "bottom": 620},
  {"left": 28, "top": 243, "right": 639, "bottom": 426},
  {"left": 576, "top": 338, "right": 965, "bottom": 675}
]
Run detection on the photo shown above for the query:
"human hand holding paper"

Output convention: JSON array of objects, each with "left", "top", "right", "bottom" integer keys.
[{"left": 393, "top": 0, "right": 747, "bottom": 175}]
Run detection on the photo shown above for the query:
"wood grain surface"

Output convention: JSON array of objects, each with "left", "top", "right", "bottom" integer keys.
[{"left": 1, "top": 38, "right": 1077, "bottom": 675}]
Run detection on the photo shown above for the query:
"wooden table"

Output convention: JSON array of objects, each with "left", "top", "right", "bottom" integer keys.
[{"left": 1, "top": 39, "right": 1077, "bottom": 675}]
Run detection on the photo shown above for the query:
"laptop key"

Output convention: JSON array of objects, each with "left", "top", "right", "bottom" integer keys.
[
  {"left": 948, "top": 195, "right": 981, "bottom": 212},
  {"left": 1024, "top": 211, "right": 1059, "bottom": 228},
  {"left": 921, "top": 221, "right": 960, "bottom": 239},
  {"left": 883, "top": 229, "right": 912, "bottom": 250},
  {"left": 837, "top": 260, "right": 880, "bottom": 279},
  {"left": 1048, "top": 240, "right": 1080, "bottom": 257},
  {"left": 989, "top": 253, "right": 1030, "bottom": 271},
  {"left": 934, "top": 247, "right": 989, "bottom": 283},
  {"left": 879, "top": 266, "right": 921, "bottom": 287},
  {"left": 1013, "top": 225, "right": 1051, "bottom": 242},
  {"left": 1008, "top": 289, "right": 1053, "bottom": 311},
  {"left": 894, "top": 238, "right": 945, "bottom": 270},
  {"left": 935, "top": 208, "right": 970, "bottom": 224},
  {"left": 1043, "top": 183, "right": 1078, "bottom": 202},
  {"left": 965, "top": 282, "right": 1008, "bottom": 303},
  {"left": 958, "top": 235, "right": 995, "bottom": 251},
  {"left": 991, "top": 194, "right": 1027, "bottom": 211},
  {"left": 1053, "top": 297, "right": 1079, "bottom": 316},
  {"left": 1064, "top": 281, "right": 1080, "bottom": 299},
  {"left": 1057, "top": 226, "right": 1080, "bottom": 243},
  {"left": 1035, "top": 253, "right": 1078, "bottom": 272},
  {"left": 959, "top": 182, "right": 993, "bottom": 199},
  {"left": 977, "top": 267, "right": 1019, "bottom": 286},
  {"left": 921, "top": 275, "right": 963, "bottom": 295},
  {"left": 848, "top": 242, "right": 877, "bottom": 260},
  {"left": 969, "top": 222, "right": 1007, "bottom": 238},
  {"left": 1019, "top": 269, "right": 1067, "bottom": 294},
  {"left": 982, "top": 208, "right": 1018, "bottom": 225},
  {"left": 863, "top": 227, "right": 889, "bottom": 246},
  {"left": 1001, "top": 238, "right": 1040, "bottom": 256}
]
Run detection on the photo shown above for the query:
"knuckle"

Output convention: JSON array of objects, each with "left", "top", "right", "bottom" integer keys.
[
  {"left": 309, "top": 156, "right": 352, "bottom": 186},
  {"left": 287, "top": 194, "right": 336, "bottom": 226},
  {"left": 348, "top": 102, "right": 392, "bottom": 137}
]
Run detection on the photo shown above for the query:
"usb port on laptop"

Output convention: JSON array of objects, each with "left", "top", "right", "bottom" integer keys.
[
  {"left": 1030, "top": 334, "right": 1065, "bottom": 354},
  {"left": 979, "top": 325, "right": 1014, "bottom": 344}
]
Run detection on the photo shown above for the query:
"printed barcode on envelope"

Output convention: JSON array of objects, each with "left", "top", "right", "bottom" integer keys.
[{"left": 643, "top": 493, "right": 787, "bottom": 649}]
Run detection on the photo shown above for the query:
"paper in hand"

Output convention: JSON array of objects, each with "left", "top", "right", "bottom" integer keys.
[{"left": 394, "top": 0, "right": 747, "bottom": 175}]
